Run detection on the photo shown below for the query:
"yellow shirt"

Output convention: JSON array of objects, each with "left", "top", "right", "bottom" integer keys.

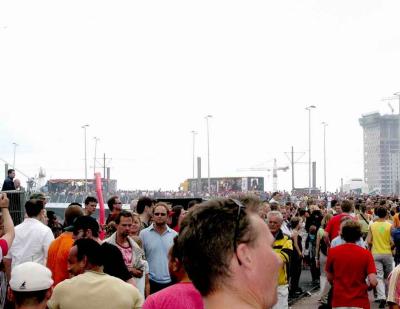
[
  {"left": 371, "top": 221, "right": 392, "bottom": 255},
  {"left": 48, "top": 270, "right": 143, "bottom": 309},
  {"left": 272, "top": 230, "right": 293, "bottom": 285}
]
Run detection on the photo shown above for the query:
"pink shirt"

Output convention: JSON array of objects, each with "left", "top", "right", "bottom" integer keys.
[
  {"left": 143, "top": 282, "right": 204, "bottom": 309},
  {"left": 116, "top": 243, "right": 133, "bottom": 268}
]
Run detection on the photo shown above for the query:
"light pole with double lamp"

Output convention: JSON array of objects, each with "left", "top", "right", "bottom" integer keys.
[
  {"left": 82, "top": 124, "right": 89, "bottom": 193},
  {"left": 191, "top": 131, "right": 197, "bottom": 179},
  {"left": 12, "top": 142, "right": 18, "bottom": 168},
  {"left": 205, "top": 115, "right": 212, "bottom": 194},
  {"left": 322, "top": 122, "right": 328, "bottom": 193},
  {"left": 305, "top": 105, "right": 316, "bottom": 194},
  {"left": 93, "top": 137, "right": 99, "bottom": 176}
]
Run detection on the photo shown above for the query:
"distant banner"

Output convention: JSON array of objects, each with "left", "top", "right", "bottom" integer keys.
[{"left": 95, "top": 173, "right": 106, "bottom": 240}]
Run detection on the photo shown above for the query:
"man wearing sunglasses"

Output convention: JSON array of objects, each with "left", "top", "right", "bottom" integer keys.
[{"left": 139, "top": 203, "right": 178, "bottom": 294}]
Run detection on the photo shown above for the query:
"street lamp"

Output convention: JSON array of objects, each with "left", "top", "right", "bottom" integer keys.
[
  {"left": 12, "top": 142, "right": 18, "bottom": 168},
  {"left": 205, "top": 115, "right": 213, "bottom": 194},
  {"left": 93, "top": 137, "right": 99, "bottom": 176},
  {"left": 305, "top": 105, "right": 316, "bottom": 194},
  {"left": 82, "top": 124, "right": 89, "bottom": 193},
  {"left": 322, "top": 122, "right": 328, "bottom": 193},
  {"left": 191, "top": 131, "right": 197, "bottom": 179}
]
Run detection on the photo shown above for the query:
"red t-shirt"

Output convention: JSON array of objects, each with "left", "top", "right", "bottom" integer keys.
[
  {"left": 326, "top": 243, "right": 376, "bottom": 309},
  {"left": 325, "top": 213, "right": 350, "bottom": 241},
  {"left": 0, "top": 238, "right": 8, "bottom": 261}
]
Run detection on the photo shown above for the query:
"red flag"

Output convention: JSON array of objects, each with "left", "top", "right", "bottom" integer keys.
[{"left": 95, "top": 173, "right": 106, "bottom": 240}]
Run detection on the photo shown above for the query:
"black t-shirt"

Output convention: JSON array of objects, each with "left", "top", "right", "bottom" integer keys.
[{"left": 101, "top": 242, "right": 133, "bottom": 282}]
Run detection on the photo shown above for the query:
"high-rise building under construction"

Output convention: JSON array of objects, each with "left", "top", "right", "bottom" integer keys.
[{"left": 359, "top": 112, "right": 400, "bottom": 195}]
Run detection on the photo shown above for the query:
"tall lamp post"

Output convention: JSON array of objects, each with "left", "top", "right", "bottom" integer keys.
[
  {"left": 82, "top": 124, "right": 89, "bottom": 193},
  {"left": 93, "top": 137, "right": 99, "bottom": 176},
  {"left": 394, "top": 92, "right": 400, "bottom": 195},
  {"left": 191, "top": 131, "right": 197, "bottom": 179},
  {"left": 205, "top": 115, "right": 213, "bottom": 194},
  {"left": 12, "top": 142, "right": 18, "bottom": 168},
  {"left": 322, "top": 122, "right": 328, "bottom": 193},
  {"left": 305, "top": 105, "right": 316, "bottom": 194}
]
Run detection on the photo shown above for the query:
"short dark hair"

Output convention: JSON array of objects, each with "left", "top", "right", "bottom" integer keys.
[
  {"left": 69, "top": 202, "right": 82, "bottom": 208},
  {"left": 7, "top": 169, "right": 15, "bottom": 175},
  {"left": 170, "top": 205, "right": 184, "bottom": 229},
  {"left": 136, "top": 197, "right": 153, "bottom": 214},
  {"left": 47, "top": 210, "right": 57, "bottom": 221},
  {"left": 72, "top": 216, "right": 99, "bottom": 238},
  {"left": 74, "top": 238, "right": 103, "bottom": 266},
  {"left": 341, "top": 200, "right": 353, "bottom": 213},
  {"left": 84, "top": 196, "right": 98, "bottom": 206},
  {"left": 290, "top": 217, "right": 301, "bottom": 229},
  {"left": 376, "top": 206, "right": 387, "bottom": 218},
  {"left": 270, "top": 202, "right": 279, "bottom": 211},
  {"left": 25, "top": 199, "right": 45, "bottom": 218},
  {"left": 12, "top": 290, "right": 48, "bottom": 307},
  {"left": 272, "top": 192, "right": 279, "bottom": 198},
  {"left": 115, "top": 210, "right": 133, "bottom": 224},
  {"left": 341, "top": 221, "right": 362, "bottom": 243},
  {"left": 107, "top": 196, "right": 119, "bottom": 211},
  {"left": 178, "top": 198, "right": 256, "bottom": 296}
]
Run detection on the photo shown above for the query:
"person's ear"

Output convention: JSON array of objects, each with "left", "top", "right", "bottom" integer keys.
[
  {"left": 235, "top": 243, "right": 252, "bottom": 267},
  {"left": 46, "top": 287, "right": 53, "bottom": 300},
  {"left": 81, "top": 255, "right": 88, "bottom": 268},
  {"left": 171, "top": 258, "right": 181, "bottom": 272}
]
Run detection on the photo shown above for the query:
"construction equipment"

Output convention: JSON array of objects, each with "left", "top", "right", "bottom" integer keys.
[{"left": 238, "top": 158, "right": 289, "bottom": 191}]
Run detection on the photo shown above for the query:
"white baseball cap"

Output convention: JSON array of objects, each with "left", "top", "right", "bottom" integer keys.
[{"left": 10, "top": 262, "right": 53, "bottom": 292}]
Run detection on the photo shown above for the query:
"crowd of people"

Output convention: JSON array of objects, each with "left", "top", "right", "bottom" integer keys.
[{"left": 5, "top": 168, "right": 400, "bottom": 308}]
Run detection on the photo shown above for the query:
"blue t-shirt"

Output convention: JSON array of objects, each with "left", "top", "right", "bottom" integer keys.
[{"left": 139, "top": 224, "right": 178, "bottom": 283}]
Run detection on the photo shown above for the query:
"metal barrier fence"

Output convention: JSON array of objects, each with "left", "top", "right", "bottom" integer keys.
[{"left": 0, "top": 190, "right": 27, "bottom": 225}]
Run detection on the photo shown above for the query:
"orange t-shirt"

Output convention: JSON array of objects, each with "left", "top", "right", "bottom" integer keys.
[{"left": 46, "top": 232, "right": 74, "bottom": 286}]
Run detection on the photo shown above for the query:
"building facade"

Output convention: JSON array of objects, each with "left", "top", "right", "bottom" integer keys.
[{"left": 359, "top": 112, "right": 400, "bottom": 195}]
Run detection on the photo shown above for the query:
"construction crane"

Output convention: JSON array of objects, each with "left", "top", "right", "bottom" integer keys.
[
  {"left": 238, "top": 158, "right": 289, "bottom": 192},
  {"left": 388, "top": 103, "right": 395, "bottom": 114},
  {"left": 382, "top": 96, "right": 400, "bottom": 114}
]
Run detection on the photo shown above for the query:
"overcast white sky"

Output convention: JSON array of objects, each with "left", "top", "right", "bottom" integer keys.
[{"left": 1, "top": 0, "right": 400, "bottom": 192}]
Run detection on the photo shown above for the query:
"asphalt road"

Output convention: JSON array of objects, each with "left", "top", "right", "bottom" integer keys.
[{"left": 291, "top": 268, "right": 382, "bottom": 308}]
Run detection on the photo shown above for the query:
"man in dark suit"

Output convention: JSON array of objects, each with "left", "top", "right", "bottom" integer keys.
[{"left": 2, "top": 169, "right": 16, "bottom": 191}]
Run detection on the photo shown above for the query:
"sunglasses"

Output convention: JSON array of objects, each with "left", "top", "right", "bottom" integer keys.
[
  {"left": 154, "top": 212, "right": 167, "bottom": 217},
  {"left": 231, "top": 198, "right": 246, "bottom": 265}
]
